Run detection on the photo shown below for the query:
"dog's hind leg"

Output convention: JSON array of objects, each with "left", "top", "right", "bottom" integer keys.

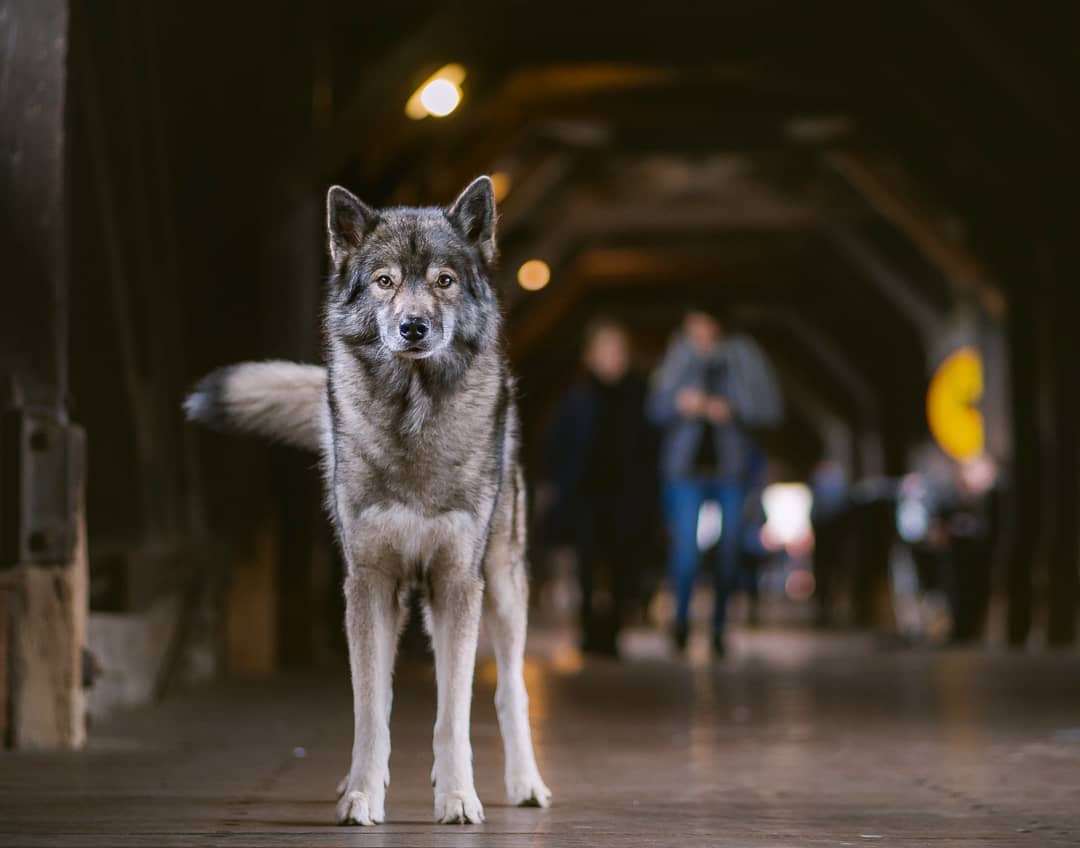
[
  {"left": 484, "top": 554, "right": 553, "bottom": 808},
  {"left": 337, "top": 568, "right": 401, "bottom": 826},
  {"left": 428, "top": 569, "right": 486, "bottom": 824}
]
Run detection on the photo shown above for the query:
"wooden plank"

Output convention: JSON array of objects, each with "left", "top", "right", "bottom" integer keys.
[
  {"left": 3, "top": 637, "right": 1080, "bottom": 843},
  {"left": 1047, "top": 245, "right": 1079, "bottom": 646},
  {"left": 9, "top": 475, "right": 87, "bottom": 749},
  {"left": 0, "top": 0, "right": 69, "bottom": 412},
  {"left": 0, "top": 588, "right": 8, "bottom": 747},
  {"left": 0, "top": 0, "right": 87, "bottom": 750}
]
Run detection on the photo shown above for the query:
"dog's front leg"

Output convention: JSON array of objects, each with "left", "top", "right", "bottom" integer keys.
[
  {"left": 429, "top": 570, "right": 485, "bottom": 824},
  {"left": 338, "top": 567, "right": 399, "bottom": 826},
  {"left": 484, "top": 560, "right": 552, "bottom": 808}
]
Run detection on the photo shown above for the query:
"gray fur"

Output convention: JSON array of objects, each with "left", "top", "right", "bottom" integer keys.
[
  {"left": 184, "top": 360, "right": 328, "bottom": 451},
  {"left": 185, "top": 176, "right": 550, "bottom": 826}
]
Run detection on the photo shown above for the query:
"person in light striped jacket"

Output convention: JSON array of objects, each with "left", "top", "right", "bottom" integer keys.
[{"left": 647, "top": 308, "right": 783, "bottom": 656}]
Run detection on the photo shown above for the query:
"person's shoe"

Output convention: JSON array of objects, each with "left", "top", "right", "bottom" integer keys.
[
  {"left": 672, "top": 622, "right": 689, "bottom": 653},
  {"left": 711, "top": 632, "right": 726, "bottom": 658}
]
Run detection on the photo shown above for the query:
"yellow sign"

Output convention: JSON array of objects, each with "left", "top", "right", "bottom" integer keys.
[{"left": 926, "top": 346, "right": 984, "bottom": 461}]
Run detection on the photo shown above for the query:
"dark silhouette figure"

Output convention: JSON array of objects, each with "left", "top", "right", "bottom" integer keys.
[{"left": 544, "top": 320, "right": 657, "bottom": 656}]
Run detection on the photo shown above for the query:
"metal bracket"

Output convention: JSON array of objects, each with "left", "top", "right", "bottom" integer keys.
[{"left": 1, "top": 409, "right": 85, "bottom": 568}]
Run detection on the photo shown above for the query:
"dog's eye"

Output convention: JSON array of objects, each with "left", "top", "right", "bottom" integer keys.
[
  {"left": 374, "top": 274, "right": 394, "bottom": 289},
  {"left": 436, "top": 273, "right": 455, "bottom": 288}
]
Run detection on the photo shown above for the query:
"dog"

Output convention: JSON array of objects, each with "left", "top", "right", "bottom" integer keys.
[{"left": 184, "top": 177, "right": 551, "bottom": 825}]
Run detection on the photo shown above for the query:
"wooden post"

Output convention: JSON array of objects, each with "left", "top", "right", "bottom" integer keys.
[
  {"left": 1046, "top": 239, "right": 1079, "bottom": 647},
  {"left": 1004, "top": 257, "right": 1042, "bottom": 648},
  {"left": 0, "top": 0, "right": 87, "bottom": 748},
  {"left": 8, "top": 507, "right": 88, "bottom": 748}
]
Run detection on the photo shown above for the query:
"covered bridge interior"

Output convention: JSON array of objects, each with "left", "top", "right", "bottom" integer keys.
[{"left": 2, "top": 1, "right": 1078, "bottom": 844}]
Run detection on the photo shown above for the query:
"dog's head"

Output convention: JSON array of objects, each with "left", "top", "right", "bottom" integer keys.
[{"left": 324, "top": 177, "right": 500, "bottom": 371}]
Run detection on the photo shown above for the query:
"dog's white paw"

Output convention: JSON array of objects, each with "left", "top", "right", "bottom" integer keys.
[
  {"left": 506, "top": 770, "right": 552, "bottom": 808},
  {"left": 337, "top": 789, "right": 384, "bottom": 826},
  {"left": 337, "top": 768, "right": 389, "bottom": 798},
  {"left": 434, "top": 789, "right": 485, "bottom": 824}
]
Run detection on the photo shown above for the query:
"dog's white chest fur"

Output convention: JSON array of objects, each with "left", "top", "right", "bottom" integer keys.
[{"left": 354, "top": 502, "right": 479, "bottom": 570}]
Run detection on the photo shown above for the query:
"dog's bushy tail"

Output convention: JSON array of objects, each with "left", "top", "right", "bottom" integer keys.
[{"left": 184, "top": 361, "right": 327, "bottom": 452}]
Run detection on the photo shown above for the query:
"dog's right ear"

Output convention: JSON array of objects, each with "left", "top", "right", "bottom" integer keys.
[
  {"left": 448, "top": 176, "right": 497, "bottom": 266},
  {"left": 327, "top": 186, "right": 378, "bottom": 265}
]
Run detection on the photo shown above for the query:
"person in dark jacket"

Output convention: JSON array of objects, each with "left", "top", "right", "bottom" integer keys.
[
  {"left": 810, "top": 459, "right": 851, "bottom": 628},
  {"left": 544, "top": 319, "right": 657, "bottom": 656},
  {"left": 931, "top": 453, "right": 999, "bottom": 643},
  {"left": 647, "top": 309, "right": 783, "bottom": 656}
]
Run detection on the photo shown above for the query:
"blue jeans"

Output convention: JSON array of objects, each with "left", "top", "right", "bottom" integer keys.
[{"left": 663, "top": 478, "right": 746, "bottom": 634}]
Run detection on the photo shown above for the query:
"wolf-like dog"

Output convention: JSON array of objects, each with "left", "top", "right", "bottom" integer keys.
[{"left": 185, "top": 177, "right": 551, "bottom": 826}]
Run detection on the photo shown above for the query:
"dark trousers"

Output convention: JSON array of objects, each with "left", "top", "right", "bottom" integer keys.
[
  {"left": 575, "top": 507, "right": 635, "bottom": 652},
  {"left": 663, "top": 478, "right": 746, "bottom": 633},
  {"left": 948, "top": 535, "right": 992, "bottom": 642},
  {"left": 812, "top": 516, "right": 846, "bottom": 625}
]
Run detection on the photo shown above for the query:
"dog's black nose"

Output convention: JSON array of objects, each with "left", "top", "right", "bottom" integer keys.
[{"left": 399, "top": 316, "right": 429, "bottom": 343}]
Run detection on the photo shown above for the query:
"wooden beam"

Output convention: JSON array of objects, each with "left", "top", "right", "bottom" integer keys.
[
  {"left": 740, "top": 305, "right": 883, "bottom": 477},
  {"left": 0, "top": 589, "right": 8, "bottom": 745},
  {"left": 828, "top": 226, "right": 944, "bottom": 342},
  {"left": 7, "top": 507, "right": 88, "bottom": 749},
  {"left": 498, "top": 188, "right": 815, "bottom": 314},
  {"left": 1, "top": 0, "right": 87, "bottom": 750},
  {"left": 1046, "top": 241, "right": 1079, "bottom": 647},
  {"left": 0, "top": 0, "right": 69, "bottom": 412},
  {"left": 830, "top": 152, "right": 1007, "bottom": 318},
  {"left": 1005, "top": 261, "right": 1043, "bottom": 647},
  {"left": 506, "top": 243, "right": 802, "bottom": 358}
]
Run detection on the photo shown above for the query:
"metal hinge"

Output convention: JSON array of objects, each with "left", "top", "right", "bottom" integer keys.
[{"left": 1, "top": 409, "right": 85, "bottom": 568}]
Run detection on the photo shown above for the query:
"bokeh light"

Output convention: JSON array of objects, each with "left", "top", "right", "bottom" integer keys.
[
  {"left": 517, "top": 259, "right": 551, "bottom": 291},
  {"left": 404, "top": 64, "right": 466, "bottom": 119},
  {"left": 418, "top": 79, "right": 460, "bottom": 117}
]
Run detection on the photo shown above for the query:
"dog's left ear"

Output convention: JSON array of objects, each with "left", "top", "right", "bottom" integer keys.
[{"left": 448, "top": 176, "right": 497, "bottom": 265}]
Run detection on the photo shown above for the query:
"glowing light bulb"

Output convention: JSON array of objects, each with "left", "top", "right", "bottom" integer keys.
[
  {"left": 405, "top": 64, "right": 466, "bottom": 120},
  {"left": 419, "top": 79, "right": 460, "bottom": 117}
]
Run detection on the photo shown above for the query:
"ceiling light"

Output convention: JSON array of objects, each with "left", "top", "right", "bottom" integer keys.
[
  {"left": 405, "top": 64, "right": 465, "bottom": 120},
  {"left": 419, "top": 79, "right": 459, "bottom": 117}
]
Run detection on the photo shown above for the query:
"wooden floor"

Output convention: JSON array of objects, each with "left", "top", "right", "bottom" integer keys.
[{"left": 2, "top": 628, "right": 1079, "bottom": 847}]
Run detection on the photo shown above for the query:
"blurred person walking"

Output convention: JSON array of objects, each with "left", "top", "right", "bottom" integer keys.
[
  {"left": 544, "top": 319, "right": 657, "bottom": 656},
  {"left": 737, "top": 444, "right": 770, "bottom": 628},
  {"left": 810, "top": 459, "right": 852, "bottom": 628},
  {"left": 944, "top": 454, "right": 999, "bottom": 643},
  {"left": 648, "top": 309, "right": 783, "bottom": 656}
]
